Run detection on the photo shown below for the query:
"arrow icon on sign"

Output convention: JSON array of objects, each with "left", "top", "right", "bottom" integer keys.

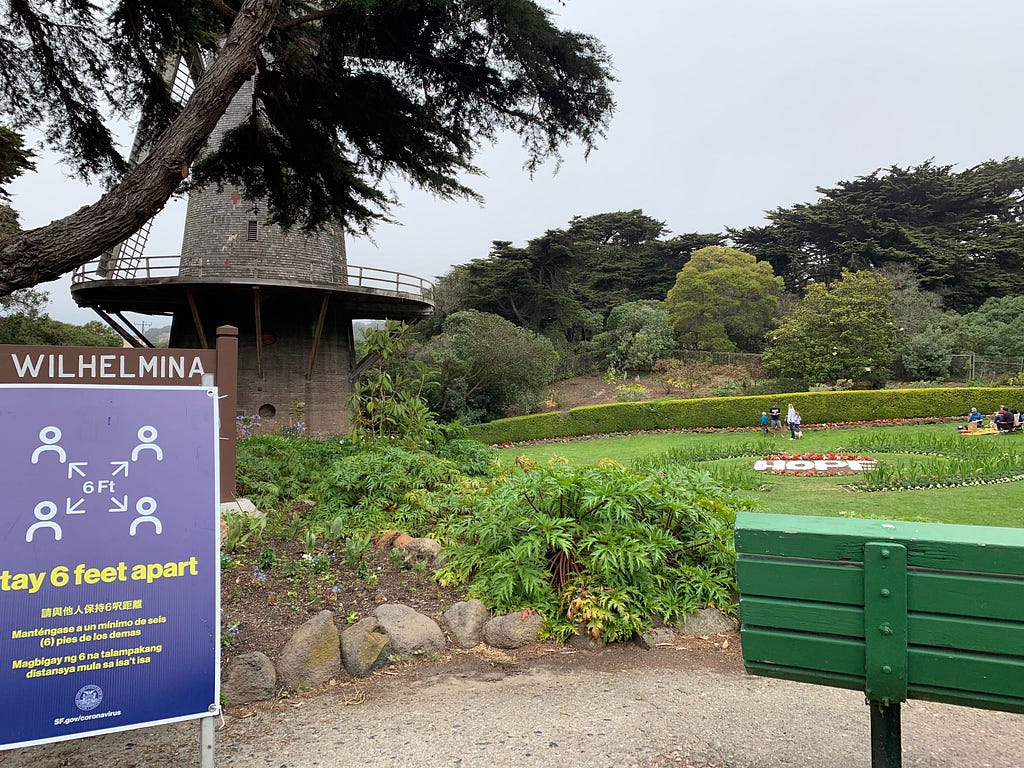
[
  {"left": 66, "top": 498, "right": 86, "bottom": 515},
  {"left": 109, "top": 496, "right": 129, "bottom": 513},
  {"left": 67, "top": 462, "right": 88, "bottom": 479},
  {"left": 110, "top": 461, "right": 129, "bottom": 477}
]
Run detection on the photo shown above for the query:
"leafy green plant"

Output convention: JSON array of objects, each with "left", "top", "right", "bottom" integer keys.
[
  {"left": 257, "top": 547, "right": 278, "bottom": 571},
  {"left": 315, "top": 445, "right": 473, "bottom": 537},
  {"left": 221, "top": 623, "right": 240, "bottom": 647},
  {"left": 222, "top": 512, "right": 267, "bottom": 551},
  {"left": 436, "top": 462, "right": 746, "bottom": 643},
  {"left": 342, "top": 534, "right": 373, "bottom": 566},
  {"left": 348, "top": 320, "right": 438, "bottom": 447},
  {"left": 615, "top": 383, "right": 649, "bottom": 402},
  {"left": 236, "top": 434, "right": 352, "bottom": 512}
]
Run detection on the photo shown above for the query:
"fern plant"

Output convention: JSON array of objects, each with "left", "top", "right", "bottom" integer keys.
[{"left": 436, "top": 461, "right": 747, "bottom": 642}]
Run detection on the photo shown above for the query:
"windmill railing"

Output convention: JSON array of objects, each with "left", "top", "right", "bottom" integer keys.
[{"left": 72, "top": 257, "right": 433, "bottom": 298}]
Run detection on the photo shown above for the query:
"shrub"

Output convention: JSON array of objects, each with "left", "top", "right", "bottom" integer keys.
[
  {"left": 615, "top": 382, "right": 649, "bottom": 402},
  {"left": 412, "top": 310, "right": 559, "bottom": 423},
  {"left": 590, "top": 301, "right": 676, "bottom": 373},
  {"left": 466, "top": 387, "right": 1021, "bottom": 444},
  {"left": 314, "top": 446, "right": 474, "bottom": 538},
  {"left": 236, "top": 435, "right": 354, "bottom": 511},
  {"left": 436, "top": 462, "right": 744, "bottom": 642},
  {"left": 433, "top": 439, "right": 499, "bottom": 477},
  {"left": 901, "top": 326, "right": 953, "bottom": 381},
  {"left": 740, "top": 378, "right": 810, "bottom": 396}
]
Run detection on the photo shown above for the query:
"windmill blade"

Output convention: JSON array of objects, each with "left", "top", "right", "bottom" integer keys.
[{"left": 95, "top": 51, "right": 207, "bottom": 278}]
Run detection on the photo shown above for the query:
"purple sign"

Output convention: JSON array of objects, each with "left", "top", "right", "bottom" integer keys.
[{"left": 0, "top": 385, "right": 219, "bottom": 750}]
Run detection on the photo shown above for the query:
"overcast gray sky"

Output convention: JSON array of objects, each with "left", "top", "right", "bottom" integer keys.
[{"left": 9, "top": 0, "right": 1024, "bottom": 323}]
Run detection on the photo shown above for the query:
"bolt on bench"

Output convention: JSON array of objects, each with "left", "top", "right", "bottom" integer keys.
[{"left": 735, "top": 512, "right": 1024, "bottom": 768}]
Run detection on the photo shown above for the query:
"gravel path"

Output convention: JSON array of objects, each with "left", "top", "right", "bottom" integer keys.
[{"left": 2, "top": 639, "right": 1019, "bottom": 768}]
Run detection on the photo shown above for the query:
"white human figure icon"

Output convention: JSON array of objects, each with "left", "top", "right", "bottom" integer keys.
[
  {"left": 26, "top": 501, "right": 62, "bottom": 542},
  {"left": 129, "top": 496, "right": 162, "bottom": 536},
  {"left": 31, "top": 426, "right": 66, "bottom": 464},
  {"left": 131, "top": 426, "right": 163, "bottom": 462}
]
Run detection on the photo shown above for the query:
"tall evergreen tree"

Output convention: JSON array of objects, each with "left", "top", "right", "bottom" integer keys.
[
  {"left": 438, "top": 210, "right": 722, "bottom": 346},
  {"left": 0, "top": 0, "right": 615, "bottom": 293},
  {"left": 731, "top": 159, "right": 1024, "bottom": 312}
]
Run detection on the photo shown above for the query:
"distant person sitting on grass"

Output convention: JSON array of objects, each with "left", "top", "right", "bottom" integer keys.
[
  {"left": 957, "top": 407, "right": 985, "bottom": 432},
  {"left": 994, "top": 407, "right": 1016, "bottom": 433}
]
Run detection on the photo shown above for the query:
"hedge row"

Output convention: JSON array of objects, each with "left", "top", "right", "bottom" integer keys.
[{"left": 465, "top": 387, "right": 1023, "bottom": 445}]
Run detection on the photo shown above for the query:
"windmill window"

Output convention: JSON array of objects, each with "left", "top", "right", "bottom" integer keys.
[{"left": 247, "top": 220, "right": 258, "bottom": 241}]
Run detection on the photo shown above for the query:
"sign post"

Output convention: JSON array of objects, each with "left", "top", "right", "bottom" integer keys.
[{"left": 0, "top": 385, "right": 220, "bottom": 751}]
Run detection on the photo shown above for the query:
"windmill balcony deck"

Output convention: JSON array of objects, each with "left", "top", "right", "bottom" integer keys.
[{"left": 70, "top": 256, "right": 434, "bottom": 321}]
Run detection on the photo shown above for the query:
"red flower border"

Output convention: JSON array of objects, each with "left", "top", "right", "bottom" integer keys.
[{"left": 756, "top": 453, "right": 877, "bottom": 476}]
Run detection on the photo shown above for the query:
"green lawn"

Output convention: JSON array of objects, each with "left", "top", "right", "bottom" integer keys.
[{"left": 497, "top": 424, "right": 1024, "bottom": 528}]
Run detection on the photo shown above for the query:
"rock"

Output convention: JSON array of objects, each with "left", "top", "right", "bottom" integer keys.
[
  {"left": 678, "top": 607, "right": 736, "bottom": 636},
  {"left": 391, "top": 533, "right": 413, "bottom": 550},
  {"left": 443, "top": 600, "right": 491, "bottom": 649},
  {"left": 372, "top": 603, "right": 445, "bottom": 657},
  {"left": 341, "top": 618, "right": 392, "bottom": 678},
  {"left": 375, "top": 530, "right": 403, "bottom": 551},
  {"left": 277, "top": 610, "right": 341, "bottom": 691},
  {"left": 403, "top": 537, "right": 442, "bottom": 566},
  {"left": 289, "top": 499, "right": 316, "bottom": 516},
  {"left": 220, "top": 498, "right": 258, "bottom": 516},
  {"left": 634, "top": 627, "right": 675, "bottom": 649},
  {"left": 482, "top": 611, "right": 544, "bottom": 649},
  {"left": 567, "top": 625, "right": 605, "bottom": 651},
  {"left": 222, "top": 652, "right": 276, "bottom": 705}
]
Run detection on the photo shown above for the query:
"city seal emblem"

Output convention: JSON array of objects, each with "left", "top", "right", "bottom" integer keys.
[{"left": 75, "top": 684, "right": 103, "bottom": 711}]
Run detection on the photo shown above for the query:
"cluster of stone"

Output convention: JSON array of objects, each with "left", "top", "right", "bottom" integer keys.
[
  {"left": 220, "top": 598, "right": 542, "bottom": 705},
  {"left": 219, "top": 524, "right": 737, "bottom": 706},
  {"left": 221, "top": 600, "right": 736, "bottom": 706}
]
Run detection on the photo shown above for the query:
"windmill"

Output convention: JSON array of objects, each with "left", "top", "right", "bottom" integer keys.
[{"left": 72, "top": 52, "right": 434, "bottom": 435}]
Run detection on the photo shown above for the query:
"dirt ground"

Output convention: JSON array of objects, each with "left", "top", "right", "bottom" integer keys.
[
  {"left": 219, "top": 538, "right": 470, "bottom": 675},
  {"left": 541, "top": 362, "right": 765, "bottom": 411},
  {"left": 7, "top": 631, "right": 1022, "bottom": 768}
]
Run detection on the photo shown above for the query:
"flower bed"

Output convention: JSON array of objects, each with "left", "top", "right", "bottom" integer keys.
[{"left": 753, "top": 453, "right": 877, "bottom": 476}]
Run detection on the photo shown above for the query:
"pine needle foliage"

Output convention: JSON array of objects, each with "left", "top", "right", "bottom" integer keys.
[{"left": 436, "top": 461, "right": 745, "bottom": 642}]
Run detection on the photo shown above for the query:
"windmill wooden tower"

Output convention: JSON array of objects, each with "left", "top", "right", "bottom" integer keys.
[{"left": 71, "top": 56, "right": 433, "bottom": 435}]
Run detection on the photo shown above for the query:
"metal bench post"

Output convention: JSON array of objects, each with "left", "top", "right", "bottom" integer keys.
[{"left": 870, "top": 702, "right": 901, "bottom": 768}]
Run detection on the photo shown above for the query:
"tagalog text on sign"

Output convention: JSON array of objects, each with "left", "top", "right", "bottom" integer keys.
[{"left": 0, "top": 385, "right": 220, "bottom": 750}]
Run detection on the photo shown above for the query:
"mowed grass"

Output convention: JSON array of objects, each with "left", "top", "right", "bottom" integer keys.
[{"left": 496, "top": 423, "right": 1024, "bottom": 528}]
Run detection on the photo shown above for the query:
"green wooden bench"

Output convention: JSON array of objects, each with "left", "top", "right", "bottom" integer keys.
[{"left": 735, "top": 511, "right": 1024, "bottom": 767}]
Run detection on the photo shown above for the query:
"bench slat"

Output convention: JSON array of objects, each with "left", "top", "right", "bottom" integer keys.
[
  {"left": 740, "top": 596, "right": 864, "bottom": 638},
  {"left": 909, "top": 571, "right": 1024, "bottom": 623},
  {"left": 735, "top": 513, "right": 1024, "bottom": 577},
  {"left": 911, "top": 613, "right": 1024, "bottom": 656},
  {"left": 740, "top": 627, "right": 864, "bottom": 678},
  {"left": 909, "top": 647, "right": 1024, "bottom": 701},
  {"left": 737, "top": 558, "right": 863, "bottom": 604}
]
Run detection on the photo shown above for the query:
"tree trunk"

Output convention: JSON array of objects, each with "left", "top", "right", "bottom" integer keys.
[{"left": 0, "top": 0, "right": 283, "bottom": 295}]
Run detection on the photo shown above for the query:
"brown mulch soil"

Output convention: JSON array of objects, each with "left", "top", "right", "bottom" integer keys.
[{"left": 219, "top": 536, "right": 468, "bottom": 673}]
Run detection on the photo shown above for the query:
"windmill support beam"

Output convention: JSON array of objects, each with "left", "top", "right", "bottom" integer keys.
[
  {"left": 306, "top": 293, "right": 330, "bottom": 380},
  {"left": 253, "top": 288, "right": 264, "bottom": 379},
  {"left": 185, "top": 288, "right": 209, "bottom": 349},
  {"left": 114, "top": 312, "right": 156, "bottom": 348}
]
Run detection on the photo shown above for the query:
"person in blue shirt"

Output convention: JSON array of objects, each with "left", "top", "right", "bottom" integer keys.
[
  {"left": 760, "top": 411, "right": 769, "bottom": 435},
  {"left": 968, "top": 407, "right": 983, "bottom": 424}
]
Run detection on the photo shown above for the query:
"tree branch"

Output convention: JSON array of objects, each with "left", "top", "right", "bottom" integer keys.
[
  {"left": 274, "top": 6, "right": 349, "bottom": 32},
  {"left": 0, "top": 0, "right": 283, "bottom": 295}
]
